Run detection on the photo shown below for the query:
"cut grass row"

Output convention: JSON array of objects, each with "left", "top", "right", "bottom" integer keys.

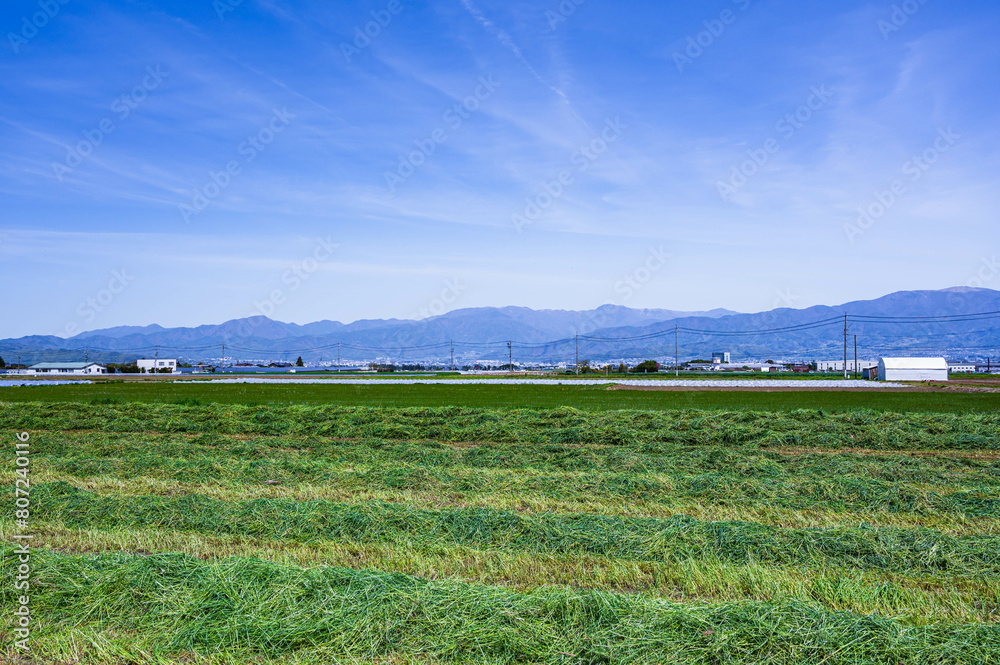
[
  {"left": 35, "top": 431, "right": 1000, "bottom": 483},
  {"left": 8, "top": 521, "right": 999, "bottom": 624},
  {"left": 23, "top": 431, "right": 1000, "bottom": 520},
  {"left": 3, "top": 402, "right": 999, "bottom": 449},
  {"left": 24, "top": 483, "right": 1000, "bottom": 576},
  {"left": 39, "top": 474, "right": 1000, "bottom": 535},
  {"left": 3, "top": 549, "right": 998, "bottom": 664},
  {"left": 26, "top": 459, "right": 1000, "bottom": 519}
]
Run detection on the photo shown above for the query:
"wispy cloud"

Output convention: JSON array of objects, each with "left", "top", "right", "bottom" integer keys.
[{"left": 457, "top": 0, "right": 593, "bottom": 132}]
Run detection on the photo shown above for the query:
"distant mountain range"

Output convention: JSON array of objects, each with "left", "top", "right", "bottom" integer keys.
[{"left": 4, "top": 288, "right": 999, "bottom": 365}]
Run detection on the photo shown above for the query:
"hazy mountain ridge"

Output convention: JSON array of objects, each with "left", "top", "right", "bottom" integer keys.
[{"left": 3, "top": 289, "right": 998, "bottom": 364}]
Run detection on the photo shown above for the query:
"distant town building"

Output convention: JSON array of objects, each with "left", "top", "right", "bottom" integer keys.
[
  {"left": 28, "top": 362, "right": 106, "bottom": 375},
  {"left": 878, "top": 357, "right": 948, "bottom": 382},
  {"left": 137, "top": 358, "right": 178, "bottom": 373},
  {"left": 712, "top": 352, "right": 731, "bottom": 364},
  {"left": 691, "top": 362, "right": 785, "bottom": 373},
  {"left": 816, "top": 360, "right": 871, "bottom": 373}
]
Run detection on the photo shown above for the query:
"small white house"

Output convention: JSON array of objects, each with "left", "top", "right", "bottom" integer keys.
[
  {"left": 878, "top": 357, "right": 948, "bottom": 382},
  {"left": 137, "top": 358, "right": 178, "bottom": 373},
  {"left": 948, "top": 362, "right": 977, "bottom": 374},
  {"left": 29, "top": 362, "right": 106, "bottom": 375}
]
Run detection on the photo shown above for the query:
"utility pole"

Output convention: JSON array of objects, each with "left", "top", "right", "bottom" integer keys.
[
  {"left": 450, "top": 340, "right": 454, "bottom": 371},
  {"left": 85, "top": 347, "right": 88, "bottom": 363},
  {"left": 854, "top": 334, "right": 858, "bottom": 380},
  {"left": 507, "top": 340, "right": 512, "bottom": 373},
  {"left": 337, "top": 343, "right": 341, "bottom": 373},
  {"left": 575, "top": 334, "right": 579, "bottom": 375},
  {"left": 843, "top": 313, "right": 849, "bottom": 380},
  {"left": 222, "top": 343, "right": 225, "bottom": 372},
  {"left": 155, "top": 344, "right": 159, "bottom": 359},
  {"left": 675, "top": 325, "right": 679, "bottom": 377}
]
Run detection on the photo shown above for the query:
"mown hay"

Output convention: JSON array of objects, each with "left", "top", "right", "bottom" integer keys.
[
  {"left": 3, "top": 403, "right": 999, "bottom": 449},
  {"left": 28, "top": 483, "right": 1000, "bottom": 575},
  {"left": 2, "top": 548, "right": 998, "bottom": 664}
]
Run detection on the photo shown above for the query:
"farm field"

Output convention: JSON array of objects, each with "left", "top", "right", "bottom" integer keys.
[
  {"left": 2, "top": 398, "right": 999, "bottom": 663},
  {"left": 3, "top": 379, "right": 1000, "bottom": 412}
]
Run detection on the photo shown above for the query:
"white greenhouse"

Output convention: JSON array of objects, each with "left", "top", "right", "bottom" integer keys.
[{"left": 877, "top": 357, "right": 948, "bottom": 382}]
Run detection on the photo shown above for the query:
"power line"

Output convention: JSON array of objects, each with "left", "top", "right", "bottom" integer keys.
[{"left": 851, "top": 310, "right": 1000, "bottom": 321}]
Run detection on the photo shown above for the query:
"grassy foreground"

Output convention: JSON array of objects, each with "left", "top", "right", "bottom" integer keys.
[{"left": 1, "top": 400, "right": 998, "bottom": 663}]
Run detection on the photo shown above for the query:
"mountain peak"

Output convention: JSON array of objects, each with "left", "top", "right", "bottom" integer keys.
[{"left": 940, "top": 286, "right": 995, "bottom": 294}]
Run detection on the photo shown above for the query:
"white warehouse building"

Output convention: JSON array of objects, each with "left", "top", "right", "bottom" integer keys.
[
  {"left": 816, "top": 360, "right": 871, "bottom": 373},
  {"left": 878, "top": 357, "right": 948, "bottom": 382},
  {"left": 137, "top": 358, "right": 178, "bottom": 373},
  {"left": 27, "top": 362, "right": 106, "bottom": 375}
]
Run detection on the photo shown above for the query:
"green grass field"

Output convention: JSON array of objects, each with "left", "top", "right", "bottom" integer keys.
[
  {"left": 2, "top": 393, "right": 998, "bottom": 663},
  {"left": 3, "top": 379, "right": 999, "bottom": 412}
]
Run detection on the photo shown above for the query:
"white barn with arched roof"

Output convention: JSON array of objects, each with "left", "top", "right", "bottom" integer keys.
[{"left": 877, "top": 357, "right": 948, "bottom": 382}]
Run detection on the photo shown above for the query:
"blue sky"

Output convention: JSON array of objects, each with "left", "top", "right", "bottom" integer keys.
[{"left": 2, "top": 0, "right": 999, "bottom": 338}]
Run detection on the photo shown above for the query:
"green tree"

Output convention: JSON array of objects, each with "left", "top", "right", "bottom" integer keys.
[
  {"left": 295, "top": 356, "right": 305, "bottom": 367},
  {"left": 0, "top": 356, "right": 5, "bottom": 369},
  {"left": 635, "top": 360, "right": 659, "bottom": 373}
]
